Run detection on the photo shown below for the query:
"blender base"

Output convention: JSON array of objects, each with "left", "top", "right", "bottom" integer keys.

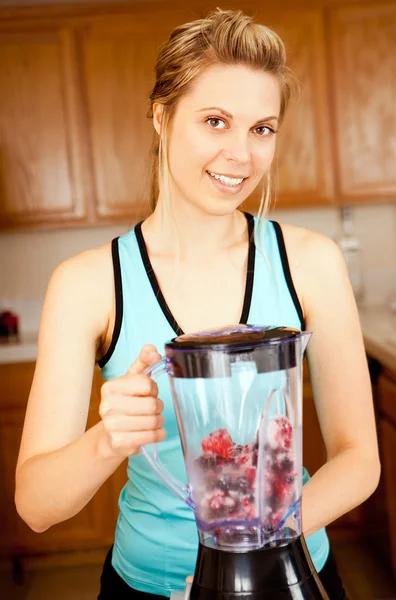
[{"left": 189, "top": 535, "right": 329, "bottom": 599}]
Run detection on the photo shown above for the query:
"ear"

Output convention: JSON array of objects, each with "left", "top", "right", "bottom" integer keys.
[{"left": 152, "top": 103, "right": 164, "bottom": 136}]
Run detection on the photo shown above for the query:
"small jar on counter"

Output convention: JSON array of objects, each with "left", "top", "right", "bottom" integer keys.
[{"left": 0, "top": 310, "right": 20, "bottom": 343}]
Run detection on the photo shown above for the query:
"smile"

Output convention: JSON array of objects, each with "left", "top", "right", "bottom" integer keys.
[{"left": 207, "top": 171, "right": 246, "bottom": 188}]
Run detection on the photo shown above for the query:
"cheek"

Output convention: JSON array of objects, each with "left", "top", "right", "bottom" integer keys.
[
  {"left": 253, "top": 139, "right": 277, "bottom": 172},
  {"left": 169, "top": 123, "right": 218, "bottom": 174}
]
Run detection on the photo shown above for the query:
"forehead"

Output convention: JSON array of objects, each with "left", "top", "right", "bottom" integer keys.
[{"left": 180, "top": 63, "right": 281, "bottom": 118}]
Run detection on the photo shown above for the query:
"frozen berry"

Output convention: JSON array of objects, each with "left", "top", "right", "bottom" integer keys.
[
  {"left": 245, "top": 467, "right": 257, "bottom": 484},
  {"left": 282, "top": 458, "right": 294, "bottom": 472},
  {"left": 202, "top": 428, "right": 234, "bottom": 459},
  {"left": 217, "top": 474, "right": 232, "bottom": 493},
  {"left": 224, "top": 496, "right": 239, "bottom": 512},
  {"left": 234, "top": 476, "right": 250, "bottom": 493},
  {"left": 273, "top": 478, "right": 293, "bottom": 503},
  {"left": 235, "top": 454, "right": 249, "bottom": 466},
  {"left": 208, "top": 491, "right": 226, "bottom": 511},
  {"left": 267, "top": 416, "right": 293, "bottom": 451}
]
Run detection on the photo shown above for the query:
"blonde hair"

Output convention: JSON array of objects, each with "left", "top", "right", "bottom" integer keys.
[{"left": 145, "top": 8, "right": 295, "bottom": 243}]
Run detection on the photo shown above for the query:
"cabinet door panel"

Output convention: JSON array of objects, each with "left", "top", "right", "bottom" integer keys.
[
  {"left": 0, "top": 28, "right": 89, "bottom": 227},
  {"left": 378, "top": 372, "right": 396, "bottom": 426},
  {"left": 380, "top": 418, "right": 396, "bottom": 578},
  {"left": 0, "top": 364, "right": 126, "bottom": 557},
  {"left": 329, "top": 3, "right": 396, "bottom": 199},
  {"left": 245, "top": 10, "right": 333, "bottom": 211},
  {"left": 302, "top": 364, "right": 362, "bottom": 535},
  {"left": 82, "top": 10, "right": 197, "bottom": 222}
]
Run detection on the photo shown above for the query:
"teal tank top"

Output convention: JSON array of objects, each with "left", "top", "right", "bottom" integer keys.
[{"left": 99, "top": 213, "right": 330, "bottom": 596}]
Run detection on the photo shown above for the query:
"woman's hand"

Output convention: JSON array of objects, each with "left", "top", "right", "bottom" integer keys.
[
  {"left": 186, "top": 576, "right": 193, "bottom": 584},
  {"left": 99, "top": 344, "right": 166, "bottom": 458}
]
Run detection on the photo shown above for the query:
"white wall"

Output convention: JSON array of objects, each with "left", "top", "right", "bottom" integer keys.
[{"left": 1, "top": 203, "right": 396, "bottom": 333}]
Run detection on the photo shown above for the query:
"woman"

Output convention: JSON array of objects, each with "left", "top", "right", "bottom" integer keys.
[{"left": 15, "top": 9, "right": 380, "bottom": 599}]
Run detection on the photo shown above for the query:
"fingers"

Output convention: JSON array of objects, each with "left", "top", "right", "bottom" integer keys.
[
  {"left": 101, "top": 414, "right": 165, "bottom": 432},
  {"left": 108, "top": 429, "right": 167, "bottom": 452},
  {"left": 102, "top": 374, "right": 160, "bottom": 401},
  {"left": 100, "top": 393, "right": 164, "bottom": 417},
  {"left": 127, "top": 344, "right": 161, "bottom": 376},
  {"left": 186, "top": 575, "right": 194, "bottom": 584},
  {"left": 99, "top": 344, "right": 165, "bottom": 458}
]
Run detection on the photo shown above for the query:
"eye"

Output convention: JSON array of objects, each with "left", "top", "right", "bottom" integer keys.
[
  {"left": 254, "top": 125, "right": 277, "bottom": 136},
  {"left": 206, "top": 117, "right": 227, "bottom": 130}
]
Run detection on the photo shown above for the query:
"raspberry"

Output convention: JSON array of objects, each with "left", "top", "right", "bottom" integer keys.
[
  {"left": 267, "top": 416, "right": 293, "bottom": 451},
  {"left": 202, "top": 428, "right": 234, "bottom": 459},
  {"left": 208, "top": 491, "right": 226, "bottom": 511},
  {"left": 245, "top": 467, "right": 256, "bottom": 485},
  {"left": 273, "top": 477, "right": 293, "bottom": 503},
  {"left": 233, "top": 442, "right": 255, "bottom": 467}
]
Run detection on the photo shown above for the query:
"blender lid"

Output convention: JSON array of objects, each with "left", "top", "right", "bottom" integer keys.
[
  {"left": 171, "top": 325, "right": 302, "bottom": 350},
  {"left": 165, "top": 325, "right": 303, "bottom": 377}
]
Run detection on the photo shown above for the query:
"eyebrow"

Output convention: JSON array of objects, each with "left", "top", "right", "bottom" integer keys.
[{"left": 196, "top": 106, "right": 279, "bottom": 124}]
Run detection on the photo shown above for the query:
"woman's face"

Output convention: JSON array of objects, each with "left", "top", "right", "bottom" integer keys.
[{"left": 154, "top": 63, "right": 281, "bottom": 217}]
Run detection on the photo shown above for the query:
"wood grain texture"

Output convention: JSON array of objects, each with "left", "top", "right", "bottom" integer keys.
[
  {"left": 380, "top": 417, "right": 396, "bottom": 580},
  {"left": 81, "top": 9, "right": 198, "bottom": 221},
  {"left": 0, "top": 363, "right": 127, "bottom": 558},
  {"left": 329, "top": 2, "right": 396, "bottom": 199},
  {"left": 0, "top": 26, "right": 90, "bottom": 227},
  {"left": 268, "top": 11, "right": 334, "bottom": 205}
]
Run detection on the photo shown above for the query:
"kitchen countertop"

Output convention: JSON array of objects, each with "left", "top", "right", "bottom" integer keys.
[
  {"left": 358, "top": 306, "right": 396, "bottom": 374},
  {"left": 1, "top": 307, "right": 396, "bottom": 371},
  {"left": 0, "top": 332, "right": 38, "bottom": 364}
]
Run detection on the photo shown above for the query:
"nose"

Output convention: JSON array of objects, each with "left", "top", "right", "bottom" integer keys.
[{"left": 223, "top": 129, "right": 251, "bottom": 165}]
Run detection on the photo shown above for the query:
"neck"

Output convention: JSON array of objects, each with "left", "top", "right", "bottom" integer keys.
[{"left": 142, "top": 199, "right": 249, "bottom": 262}]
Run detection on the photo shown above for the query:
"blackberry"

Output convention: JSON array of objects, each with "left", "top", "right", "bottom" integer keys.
[
  {"left": 234, "top": 476, "right": 250, "bottom": 493},
  {"left": 216, "top": 474, "right": 232, "bottom": 493},
  {"left": 282, "top": 458, "right": 294, "bottom": 472}
]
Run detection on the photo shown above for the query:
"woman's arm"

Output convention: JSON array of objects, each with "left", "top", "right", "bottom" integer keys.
[
  {"left": 15, "top": 246, "right": 122, "bottom": 532},
  {"left": 298, "top": 232, "right": 380, "bottom": 537},
  {"left": 16, "top": 245, "right": 165, "bottom": 534}
]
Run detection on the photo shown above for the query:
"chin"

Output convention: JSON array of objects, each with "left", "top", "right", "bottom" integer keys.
[{"left": 199, "top": 200, "right": 246, "bottom": 218}]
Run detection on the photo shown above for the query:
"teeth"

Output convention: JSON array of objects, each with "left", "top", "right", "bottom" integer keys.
[{"left": 208, "top": 172, "right": 244, "bottom": 187}]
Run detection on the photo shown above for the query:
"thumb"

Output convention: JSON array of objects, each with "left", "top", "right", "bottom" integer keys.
[
  {"left": 186, "top": 575, "right": 193, "bottom": 584},
  {"left": 127, "top": 344, "right": 161, "bottom": 375}
]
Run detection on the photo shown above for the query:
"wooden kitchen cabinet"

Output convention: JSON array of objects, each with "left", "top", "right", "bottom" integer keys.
[
  {"left": 302, "top": 361, "right": 362, "bottom": 538},
  {"left": 377, "top": 371, "right": 396, "bottom": 578},
  {"left": 0, "top": 25, "right": 91, "bottom": 229},
  {"left": 80, "top": 7, "right": 198, "bottom": 222},
  {"left": 328, "top": 2, "right": 396, "bottom": 201},
  {"left": 245, "top": 9, "right": 334, "bottom": 211},
  {"left": 1, "top": 1, "right": 395, "bottom": 231},
  {"left": 0, "top": 362, "right": 127, "bottom": 561}
]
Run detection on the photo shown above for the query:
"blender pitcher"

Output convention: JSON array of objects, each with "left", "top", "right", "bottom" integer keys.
[{"left": 140, "top": 325, "right": 328, "bottom": 599}]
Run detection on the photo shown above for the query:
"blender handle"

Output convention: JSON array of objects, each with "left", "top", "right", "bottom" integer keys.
[{"left": 139, "top": 358, "right": 196, "bottom": 511}]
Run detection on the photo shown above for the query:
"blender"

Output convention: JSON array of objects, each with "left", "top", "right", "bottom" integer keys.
[{"left": 140, "top": 325, "right": 328, "bottom": 599}]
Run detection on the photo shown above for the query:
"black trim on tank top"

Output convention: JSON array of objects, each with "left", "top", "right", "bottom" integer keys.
[
  {"left": 269, "top": 220, "right": 306, "bottom": 331},
  {"left": 98, "top": 238, "right": 123, "bottom": 369},
  {"left": 135, "top": 222, "right": 184, "bottom": 337},
  {"left": 240, "top": 212, "right": 255, "bottom": 324},
  {"left": 135, "top": 211, "right": 256, "bottom": 337}
]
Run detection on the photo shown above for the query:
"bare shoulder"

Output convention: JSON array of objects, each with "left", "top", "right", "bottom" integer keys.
[
  {"left": 279, "top": 222, "right": 340, "bottom": 265},
  {"left": 52, "top": 242, "right": 113, "bottom": 288},
  {"left": 278, "top": 222, "right": 345, "bottom": 317},
  {"left": 44, "top": 242, "right": 114, "bottom": 352}
]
